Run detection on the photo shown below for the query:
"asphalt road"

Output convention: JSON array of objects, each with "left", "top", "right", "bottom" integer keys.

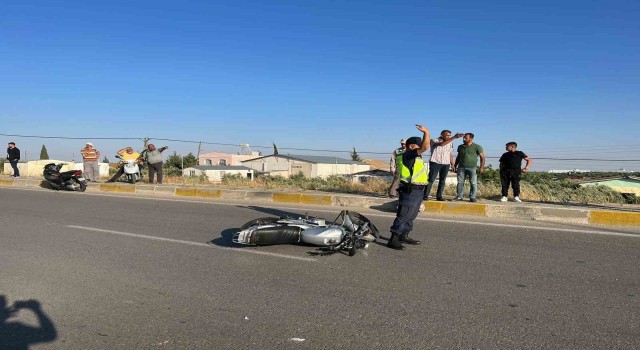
[{"left": 1, "top": 187, "right": 639, "bottom": 349}]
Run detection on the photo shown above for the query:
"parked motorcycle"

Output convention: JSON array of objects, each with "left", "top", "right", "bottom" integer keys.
[
  {"left": 43, "top": 163, "right": 87, "bottom": 192},
  {"left": 234, "top": 210, "right": 379, "bottom": 256}
]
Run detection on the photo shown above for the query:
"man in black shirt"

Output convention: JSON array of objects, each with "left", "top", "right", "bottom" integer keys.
[
  {"left": 6, "top": 142, "right": 20, "bottom": 178},
  {"left": 499, "top": 142, "right": 531, "bottom": 202}
]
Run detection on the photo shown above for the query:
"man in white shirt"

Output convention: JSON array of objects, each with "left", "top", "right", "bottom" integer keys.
[{"left": 424, "top": 130, "right": 463, "bottom": 201}]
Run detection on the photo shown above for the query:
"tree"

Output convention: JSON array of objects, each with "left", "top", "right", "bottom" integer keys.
[
  {"left": 40, "top": 144, "right": 49, "bottom": 160},
  {"left": 183, "top": 152, "right": 197, "bottom": 169},
  {"left": 351, "top": 147, "right": 362, "bottom": 161},
  {"left": 273, "top": 142, "right": 279, "bottom": 155},
  {"left": 165, "top": 151, "right": 182, "bottom": 169},
  {"left": 102, "top": 156, "right": 110, "bottom": 164}
]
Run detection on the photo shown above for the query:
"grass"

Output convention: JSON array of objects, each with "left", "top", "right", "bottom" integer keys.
[{"left": 108, "top": 168, "right": 640, "bottom": 205}]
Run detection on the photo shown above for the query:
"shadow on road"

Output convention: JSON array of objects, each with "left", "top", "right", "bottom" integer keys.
[
  {"left": 209, "top": 228, "right": 244, "bottom": 248},
  {"left": 0, "top": 295, "right": 57, "bottom": 350}
]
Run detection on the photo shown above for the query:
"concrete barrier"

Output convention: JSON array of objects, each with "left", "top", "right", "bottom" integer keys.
[
  {"left": 2, "top": 175, "right": 639, "bottom": 227},
  {"left": 590, "top": 210, "right": 640, "bottom": 226}
]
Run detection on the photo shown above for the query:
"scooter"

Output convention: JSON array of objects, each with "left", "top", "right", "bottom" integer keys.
[
  {"left": 115, "top": 156, "right": 141, "bottom": 184},
  {"left": 43, "top": 163, "right": 87, "bottom": 192}
]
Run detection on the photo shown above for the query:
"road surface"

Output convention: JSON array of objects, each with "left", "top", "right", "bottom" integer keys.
[{"left": 1, "top": 187, "right": 638, "bottom": 349}]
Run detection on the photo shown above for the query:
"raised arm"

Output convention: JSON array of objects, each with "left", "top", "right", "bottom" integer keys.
[
  {"left": 433, "top": 132, "right": 464, "bottom": 147},
  {"left": 415, "top": 124, "right": 430, "bottom": 155}
]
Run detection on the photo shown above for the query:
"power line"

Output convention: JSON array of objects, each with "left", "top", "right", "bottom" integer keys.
[
  {"left": 0, "top": 133, "right": 141, "bottom": 141},
  {"left": 3, "top": 132, "right": 640, "bottom": 162}
]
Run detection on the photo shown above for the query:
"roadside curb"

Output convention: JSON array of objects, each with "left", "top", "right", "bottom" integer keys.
[{"left": 2, "top": 176, "right": 640, "bottom": 227}]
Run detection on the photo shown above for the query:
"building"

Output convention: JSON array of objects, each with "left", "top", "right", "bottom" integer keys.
[
  {"left": 548, "top": 169, "right": 592, "bottom": 173},
  {"left": 3, "top": 160, "right": 110, "bottom": 178},
  {"left": 182, "top": 165, "right": 254, "bottom": 182},
  {"left": 349, "top": 169, "right": 393, "bottom": 183},
  {"left": 198, "top": 151, "right": 260, "bottom": 167},
  {"left": 578, "top": 176, "right": 640, "bottom": 196},
  {"left": 241, "top": 154, "right": 370, "bottom": 178}
]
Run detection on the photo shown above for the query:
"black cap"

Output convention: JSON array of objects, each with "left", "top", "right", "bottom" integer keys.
[{"left": 405, "top": 136, "right": 422, "bottom": 146}]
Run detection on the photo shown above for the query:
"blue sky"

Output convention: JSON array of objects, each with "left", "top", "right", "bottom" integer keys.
[{"left": 2, "top": 0, "right": 639, "bottom": 170}]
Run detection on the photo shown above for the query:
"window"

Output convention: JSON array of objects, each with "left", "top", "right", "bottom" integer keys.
[
  {"left": 206, "top": 159, "right": 212, "bottom": 165},
  {"left": 189, "top": 170, "right": 196, "bottom": 176},
  {"left": 218, "top": 159, "right": 227, "bottom": 166}
]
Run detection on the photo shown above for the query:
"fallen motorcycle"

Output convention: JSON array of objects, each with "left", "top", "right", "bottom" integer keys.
[
  {"left": 43, "top": 163, "right": 87, "bottom": 192},
  {"left": 233, "top": 210, "right": 379, "bottom": 256}
]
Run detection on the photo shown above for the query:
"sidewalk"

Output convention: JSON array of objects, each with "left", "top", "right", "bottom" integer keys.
[{"left": 2, "top": 175, "right": 640, "bottom": 226}]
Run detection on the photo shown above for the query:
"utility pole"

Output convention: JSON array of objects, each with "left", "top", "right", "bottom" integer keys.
[{"left": 196, "top": 141, "right": 202, "bottom": 165}]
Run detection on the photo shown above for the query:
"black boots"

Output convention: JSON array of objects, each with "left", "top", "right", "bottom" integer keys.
[
  {"left": 386, "top": 233, "right": 406, "bottom": 250},
  {"left": 400, "top": 233, "right": 421, "bottom": 245}
]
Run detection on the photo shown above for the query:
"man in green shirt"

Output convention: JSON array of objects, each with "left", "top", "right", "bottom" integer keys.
[{"left": 454, "top": 133, "right": 485, "bottom": 202}]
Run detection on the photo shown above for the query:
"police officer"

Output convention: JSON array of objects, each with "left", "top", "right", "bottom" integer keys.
[
  {"left": 387, "top": 124, "right": 430, "bottom": 250},
  {"left": 387, "top": 138, "right": 407, "bottom": 198}
]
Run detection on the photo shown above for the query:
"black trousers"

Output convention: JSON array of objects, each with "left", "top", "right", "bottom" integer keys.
[
  {"left": 148, "top": 162, "right": 163, "bottom": 184},
  {"left": 500, "top": 170, "right": 522, "bottom": 197},
  {"left": 424, "top": 162, "right": 449, "bottom": 200},
  {"left": 390, "top": 185, "right": 424, "bottom": 235},
  {"left": 109, "top": 166, "right": 125, "bottom": 182},
  {"left": 9, "top": 160, "right": 20, "bottom": 176}
]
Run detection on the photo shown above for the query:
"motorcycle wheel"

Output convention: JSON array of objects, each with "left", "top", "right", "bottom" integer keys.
[
  {"left": 74, "top": 178, "right": 87, "bottom": 192},
  {"left": 130, "top": 176, "right": 137, "bottom": 184},
  {"left": 240, "top": 217, "right": 281, "bottom": 230}
]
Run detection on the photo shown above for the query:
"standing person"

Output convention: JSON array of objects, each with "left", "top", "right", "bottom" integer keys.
[
  {"left": 80, "top": 142, "right": 100, "bottom": 182},
  {"left": 387, "top": 124, "right": 430, "bottom": 250},
  {"left": 6, "top": 142, "right": 20, "bottom": 177},
  {"left": 107, "top": 147, "right": 141, "bottom": 182},
  {"left": 499, "top": 142, "right": 532, "bottom": 202},
  {"left": 454, "top": 133, "right": 485, "bottom": 202},
  {"left": 424, "top": 130, "right": 464, "bottom": 201},
  {"left": 387, "top": 139, "right": 406, "bottom": 198},
  {"left": 142, "top": 144, "right": 168, "bottom": 184}
]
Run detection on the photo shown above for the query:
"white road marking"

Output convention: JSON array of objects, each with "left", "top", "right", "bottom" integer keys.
[
  {"left": 4, "top": 187, "right": 638, "bottom": 238},
  {"left": 67, "top": 225, "right": 317, "bottom": 262}
]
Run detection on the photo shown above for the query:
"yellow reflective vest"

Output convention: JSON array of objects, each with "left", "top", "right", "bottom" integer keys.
[{"left": 396, "top": 153, "right": 428, "bottom": 185}]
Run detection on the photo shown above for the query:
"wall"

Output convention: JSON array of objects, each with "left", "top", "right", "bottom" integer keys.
[
  {"left": 183, "top": 168, "right": 254, "bottom": 182},
  {"left": 3, "top": 160, "right": 110, "bottom": 178},
  {"left": 199, "top": 152, "right": 233, "bottom": 166},
  {"left": 314, "top": 163, "right": 370, "bottom": 178},
  {"left": 242, "top": 156, "right": 294, "bottom": 177},
  {"left": 199, "top": 152, "right": 261, "bottom": 166}
]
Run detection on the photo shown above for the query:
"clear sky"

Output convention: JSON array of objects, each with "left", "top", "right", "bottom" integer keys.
[{"left": 2, "top": 0, "right": 639, "bottom": 170}]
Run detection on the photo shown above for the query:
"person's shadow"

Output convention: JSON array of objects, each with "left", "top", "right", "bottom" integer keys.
[{"left": 0, "top": 295, "right": 57, "bottom": 350}]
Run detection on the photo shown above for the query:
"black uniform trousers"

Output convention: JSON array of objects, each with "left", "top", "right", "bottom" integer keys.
[{"left": 390, "top": 184, "right": 425, "bottom": 235}]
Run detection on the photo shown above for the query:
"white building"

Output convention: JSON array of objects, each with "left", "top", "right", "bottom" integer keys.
[
  {"left": 241, "top": 154, "right": 370, "bottom": 178},
  {"left": 349, "top": 169, "right": 394, "bottom": 183},
  {"left": 198, "top": 151, "right": 260, "bottom": 166},
  {"left": 548, "top": 169, "right": 592, "bottom": 173},
  {"left": 182, "top": 165, "right": 254, "bottom": 182}
]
